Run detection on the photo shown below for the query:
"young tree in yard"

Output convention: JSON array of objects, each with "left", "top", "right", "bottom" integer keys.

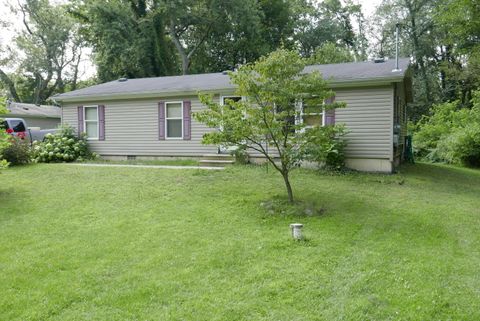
[{"left": 195, "top": 50, "right": 345, "bottom": 203}]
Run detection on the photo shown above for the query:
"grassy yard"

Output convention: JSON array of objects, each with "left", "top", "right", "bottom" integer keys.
[{"left": 1, "top": 163, "right": 479, "bottom": 320}]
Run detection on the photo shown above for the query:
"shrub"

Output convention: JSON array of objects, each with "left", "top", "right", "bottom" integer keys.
[
  {"left": 0, "top": 159, "right": 7, "bottom": 170},
  {"left": 302, "top": 125, "right": 348, "bottom": 170},
  {"left": 437, "top": 123, "right": 480, "bottom": 167},
  {"left": 0, "top": 110, "right": 10, "bottom": 170},
  {"left": 229, "top": 145, "right": 249, "bottom": 164},
  {"left": 414, "top": 90, "right": 480, "bottom": 166},
  {"left": 414, "top": 101, "right": 469, "bottom": 160},
  {"left": 32, "top": 125, "right": 95, "bottom": 163},
  {"left": 0, "top": 129, "right": 10, "bottom": 169},
  {"left": 0, "top": 135, "right": 31, "bottom": 165}
]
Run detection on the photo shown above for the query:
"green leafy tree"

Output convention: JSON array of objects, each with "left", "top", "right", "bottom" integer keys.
[
  {"left": 164, "top": 0, "right": 220, "bottom": 75},
  {"left": 0, "top": 97, "right": 7, "bottom": 114},
  {"left": 435, "top": 0, "right": 480, "bottom": 105},
  {"left": 0, "top": 0, "right": 84, "bottom": 104},
  {"left": 190, "top": 0, "right": 295, "bottom": 74},
  {"left": 307, "top": 42, "right": 355, "bottom": 65},
  {"left": 369, "top": 0, "right": 440, "bottom": 121},
  {"left": 293, "top": 0, "right": 360, "bottom": 58},
  {"left": 370, "top": 0, "right": 480, "bottom": 121},
  {"left": 195, "top": 50, "right": 344, "bottom": 203},
  {"left": 72, "top": 0, "right": 176, "bottom": 82}
]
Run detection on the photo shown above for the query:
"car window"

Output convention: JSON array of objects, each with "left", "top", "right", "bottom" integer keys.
[{"left": 10, "top": 120, "right": 26, "bottom": 132}]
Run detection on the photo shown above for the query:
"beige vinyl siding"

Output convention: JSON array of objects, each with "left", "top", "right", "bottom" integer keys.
[
  {"left": 61, "top": 87, "right": 395, "bottom": 162},
  {"left": 247, "top": 86, "right": 394, "bottom": 161},
  {"left": 62, "top": 95, "right": 218, "bottom": 156},
  {"left": 335, "top": 86, "right": 393, "bottom": 160}
]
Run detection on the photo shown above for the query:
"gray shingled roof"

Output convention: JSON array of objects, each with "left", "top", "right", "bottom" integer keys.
[
  {"left": 53, "top": 58, "right": 410, "bottom": 101},
  {"left": 304, "top": 58, "right": 410, "bottom": 81},
  {"left": 3, "top": 102, "right": 61, "bottom": 118}
]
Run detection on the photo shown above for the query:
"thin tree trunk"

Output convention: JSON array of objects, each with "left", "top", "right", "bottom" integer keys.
[
  {"left": 282, "top": 170, "right": 294, "bottom": 203},
  {"left": 180, "top": 55, "right": 189, "bottom": 75}
]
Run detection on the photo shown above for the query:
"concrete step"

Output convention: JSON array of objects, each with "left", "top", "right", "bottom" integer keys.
[
  {"left": 198, "top": 159, "right": 235, "bottom": 167},
  {"left": 201, "top": 154, "right": 235, "bottom": 161}
]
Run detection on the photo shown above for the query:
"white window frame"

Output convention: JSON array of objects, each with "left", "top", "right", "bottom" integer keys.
[
  {"left": 84, "top": 105, "right": 99, "bottom": 140},
  {"left": 165, "top": 101, "right": 184, "bottom": 140},
  {"left": 295, "top": 100, "right": 326, "bottom": 132},
  {"left": 220, "top": 95, "right": 243, "bottom": 106}
]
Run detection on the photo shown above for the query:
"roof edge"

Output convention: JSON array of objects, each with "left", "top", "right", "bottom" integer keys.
[
  {"left": 53, "top": 74, "right": 406, "bottom": 103},
  {"left": 53, "top": 87, "right": 235, "bottom": 103},
  {"left": 1, "top": 113, "right": 61, "bottom": 119}
]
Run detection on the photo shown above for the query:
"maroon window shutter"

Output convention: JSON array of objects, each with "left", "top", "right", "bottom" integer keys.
[
  {"left": 77, "top": 106, "right": 84, "bottom": 136},
  {"left": 158, "top": 101, "right": 165, "bottom": 140},
  {"left": 98, "top": 105, "right": 105, "bottom": 141},
  {"left": 324, "top": 96, "right": 336, "bottom": 125},
  {"left": 183, "top": 100, "right": 191, "bottom": 140}
]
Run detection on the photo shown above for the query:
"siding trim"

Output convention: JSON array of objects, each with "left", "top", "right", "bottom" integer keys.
[
  {"left": 183, "top": 100, "right": 191, "bottom": 140},
  {"left": 324, "top": 96, "right": 336, "bottom": 125},
  {"left": 165, "top": 101, "right": 184, "bottom": 140},
  {"left": 98, "top": 105, "right": 105, "bottom": 141},
  {"left": 158, "top": 101, "right": 165, "bottom": 140},
  {"left": 389, "top": 83, "right": 394, "bottom": 162},
  {"left": 77, "top": 105, "right": 84, "bottom": 136},
  {"left": 84, "top": 105, "right": 99, "bottom": 140}
]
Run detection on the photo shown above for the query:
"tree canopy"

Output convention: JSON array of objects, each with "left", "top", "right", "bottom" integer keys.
[{"left": 0, "top": 0, "right": 83, "bottom": 104}]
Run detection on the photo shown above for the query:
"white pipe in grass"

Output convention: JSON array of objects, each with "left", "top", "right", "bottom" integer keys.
[{"left": 290, "top": 223, "right": 304, "bottom": 240}]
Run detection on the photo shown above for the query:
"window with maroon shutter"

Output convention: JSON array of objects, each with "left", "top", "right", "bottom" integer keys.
[
  {"left": 183, "top": 100, "right": 191, "bottom": 140},
  {"left": 77, "top": 106, "right": 84, "bottom": 136},
  {"left": 98, "top": 105, "right": 105, "bottom": 140},
  {"left": 158, "top": 101, "right": 165, "bottom": 140},
  {"left": 324, "top": 96, "right": 336, "bottom": 125}
]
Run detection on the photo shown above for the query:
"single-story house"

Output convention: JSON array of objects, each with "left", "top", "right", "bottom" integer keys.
[
  {"left": 52, "top": 58, "right": 412, "bottom": 172},
  {"left": 1, "top": 101, "right": 61, "bottom": 129}
]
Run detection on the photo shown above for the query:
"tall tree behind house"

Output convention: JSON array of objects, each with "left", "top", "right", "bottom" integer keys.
[{"left": 0, "top": 0, "right": 84, "bottom": 104}]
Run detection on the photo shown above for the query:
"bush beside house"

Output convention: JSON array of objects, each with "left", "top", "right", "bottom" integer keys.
[
  {"left": 0, "top": 98, "right": 10, "bottom": 170},
  {"left": 1, "top": 136, "right": 31, "bottom": 165},
  {"left": 32, "top": 125, "right": 96, "bottom": 163},
  {"left": 414, "top": 90, "right": 480, "bottom": 166}
]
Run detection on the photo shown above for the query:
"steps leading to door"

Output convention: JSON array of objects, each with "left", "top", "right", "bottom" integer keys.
[{"left": 199, "top": 154, "right": 235, "bottom": 167}]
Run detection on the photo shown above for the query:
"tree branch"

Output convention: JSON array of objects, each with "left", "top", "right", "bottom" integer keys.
[
  {"left": 243, "top": 136, "right": 283, "bottom": 173},
  {"left": 0, "top": 68, "right": 21, "bottom": 102}
]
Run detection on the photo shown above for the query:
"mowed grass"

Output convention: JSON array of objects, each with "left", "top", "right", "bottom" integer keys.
[{"left": 0, "top": 163, "right": 479, "bottom": 320}]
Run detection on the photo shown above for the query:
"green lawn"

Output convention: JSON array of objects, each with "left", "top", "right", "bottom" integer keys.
[{"left": 1, "top": 163, "right": 479, "bottom": 320}]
